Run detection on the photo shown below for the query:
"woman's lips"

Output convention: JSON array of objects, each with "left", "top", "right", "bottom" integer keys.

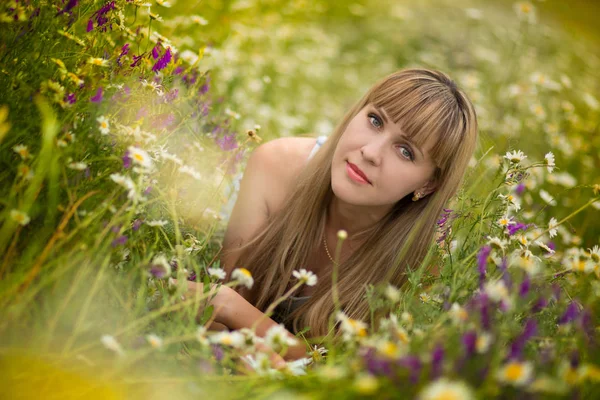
[{"left": 346, "top": 162, "right": 371, "bottom": 184}]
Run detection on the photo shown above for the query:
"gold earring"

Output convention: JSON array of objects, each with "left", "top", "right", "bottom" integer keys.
[{"left": 412, "top": 191, "right": 423, "bottom": 201}]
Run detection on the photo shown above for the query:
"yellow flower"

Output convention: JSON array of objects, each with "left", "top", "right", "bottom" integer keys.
[
  {"left": 497, "top": 360, "right": 533, "bottom": 386},
  {"left": 146, "top": 334, "right": 163, "bottom": 349},
  {"left": 0, "top": 104, "right": 10, "bottom": 142}
]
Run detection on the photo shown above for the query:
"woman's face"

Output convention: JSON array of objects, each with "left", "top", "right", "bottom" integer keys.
[{"left": 331, "top": 104, "right": 438, "bottom": 209}]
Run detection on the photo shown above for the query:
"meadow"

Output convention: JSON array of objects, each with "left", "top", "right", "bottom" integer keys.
[{"left": 0, "top": 0, "right": 599, "bottom": 398}]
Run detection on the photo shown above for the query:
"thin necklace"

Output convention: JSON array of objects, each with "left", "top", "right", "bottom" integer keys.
[{"left": 323, "top": 232, "right": 339, "bottom": 265}]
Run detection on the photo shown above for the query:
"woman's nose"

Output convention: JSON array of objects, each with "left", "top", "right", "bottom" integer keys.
[{"left": 360, "top": 138, "right": 384, "bottom": 166}]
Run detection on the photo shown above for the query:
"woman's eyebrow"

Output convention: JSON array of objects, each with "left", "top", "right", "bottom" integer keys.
[{"left": 375, "top": 106, "right": 425, "bottom": 159}]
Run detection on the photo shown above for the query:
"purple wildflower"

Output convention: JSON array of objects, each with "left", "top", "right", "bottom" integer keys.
[
  {"left": 212, "top": 345, "right": 224, "bottom": 361},
  {"left": 570, "top": 350, "right": 580, "bottom": 369},
  {"left": 519, "top": 275, "right": 531, "bottom": 297},
  {"left": 480, "top": 295, "right": 491, "bottom": 331},
  {"left": 173, "top": 66, "right": 183, "bottom": 75},
  {"left": 152, "top": 43, "right": 162, "bottom": 59},
  {"left": 130, "top": 54, "right": 144, "bottom": 68},
  {"left": 200, "top": 76, "right": 210, "bottom": 94},
  {"left": 558, "top": 301, "right": 580, "bottom": 325},
  {"left": 90, "top": 86, "right": 103, "bottom": 103},
  {"left": 143, "top": 186, "right": 152, "bottom": 195},
  {"left": 507, "top": 222, "right": 530, "bottom": 236},
  {"left": 65, "top": 93, "right": 76, "bottom": 104},
  {"left": 514, "top": 182, "right": 526, "bottom": 196},
  {"left": 397, "top": 355, "right": 422, "bottom": 384},
  {"left": 430, "top": 345, "right": 444, "bottom": 380},
  {"left": 87, "top": 18, "right": 94, "bottom": 32},
  {"left": 477, "top": 245, "right": 492, "bottom": 288},
  {"left": 164, "top": 88, "right": 179, "bottom": 103},
  {"left": 123, "top": 150, "right": 132, "bottom": 168},
  {"left": 362, "top": 348, "right": 394, "bottom": 378},
  {"left": 216, "top": 133, "right": 238, "bottom": 151},
  {"left": 531, "top": 296, "right": 548, "bottom": 313},
  {"left": 462, "top": 330, "right": 477, "bottom": 358},
  {"left": 56, "top": 0, "right": 79, "bottom": 16},
  {"left": 507, "top": 318, "right": 537, "bottom": 361},
  {"left": 499, "top": 256, "right": 512, "bottom": 290},
  {"left": 111, "top": 235, "right": 128, "bottom": 247},
  {"left": 132, "top": 219, "right": 143, "bottom": 231},
  {"left": 152, "top": 47, "right": 172, "bottom": 72},
  {"left": 117, "top": 43, "right": 130, "bottom": 66},
  {"left": 580, "top": 308, "right": 595, "bottom": 345}
]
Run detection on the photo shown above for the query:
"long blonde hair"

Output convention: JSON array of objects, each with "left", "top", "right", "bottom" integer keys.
[{"left": 228, "top": 68, "right": 478, "bottom": 338}]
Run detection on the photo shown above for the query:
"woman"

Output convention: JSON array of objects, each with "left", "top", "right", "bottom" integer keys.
[{"left": 188, "top": 68, "right": 478, "bottom": 362}]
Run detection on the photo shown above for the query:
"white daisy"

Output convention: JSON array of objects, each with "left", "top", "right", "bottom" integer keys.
[
  {"left": 336, "top": 311, "right": 367, "bottom": 340},
  {"left": 10, "top": 209, "right": 31, "bottom": 226},
  {"left": 535, "top": 240, "right": 555, "bottom": 254},
  {"left": 503, "top": 150, "right": 527, "bottom": 164},
  {"left": 209, "top": 331, "right": 245, "bottom": 348},
  {"left": 101, "top": 335, "right": 124, "bottom": 355},
  {"left": 146, "top": 219, "right": 169, "bottom": 227},
  {"left": 128, "top": 146, "right": 153, "bottom": 169},
  {"left": 484, "top": 280, "right": 509, "bottom": 303},
  {"left": 88, "top": 57, "right": 109, "bottom": 67},
  {"left": 384, "top": 284, "right": 401, "bottom": 303},
  {"left": 207, "top": 267, "right": 226, "bottom": 280},
  {"left": 231, "top": 267, "right": 253, "bottom": 289},
  {"left": 178, "top": 165, "right": 202, "bottom": 180},
  {"left": 418, "top": 378, "right": 475, "bottom": 400},
  {"left": 13, "top": 144, "right": 30, "bottom": 159},
  {"left": 588, "top": 245, "right": 600, "bottom": 263},
  {"left": 146, "top": 334, "right": 163, "bottom": 349},
  {"left": 476, "top": 333, "right": 492, "bottom": 354},
  {"left": 97, "top": 115, "right": 110, "bottom": 134},
  {"left": 292, "top": 268, "right": 317, "bottom": 286},
  {"left": 488, "top": 236, "right": 508, "bottom": 251},
  {"left": 497, "top": 360, "right": 534, "bottom": 386},
  {"left": 539, "top": 189, "right": 557, "bottom": 206},
  {"left": 548, "top": 217, "right": 558, "bottom": 238},
  {"left": 67, "top": 161, "right": 88, "bottom": 171},
  {"left": 264, "top": 324, "right": 298, "bottom": 352},
  {"left": 544, "top": 152, "right": 555, "bottom": 173},
  {"left": 513, "top": 2, "right": 536, "bottom": 24}
]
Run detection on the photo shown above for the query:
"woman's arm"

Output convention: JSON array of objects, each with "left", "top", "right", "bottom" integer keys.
[{"left": 183, "top": 281, "right": 307, "bottom": 361}]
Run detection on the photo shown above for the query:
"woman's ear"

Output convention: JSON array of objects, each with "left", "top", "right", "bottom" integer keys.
[{"left": 416, "top": 179, "right": 437, "bottom": 197}]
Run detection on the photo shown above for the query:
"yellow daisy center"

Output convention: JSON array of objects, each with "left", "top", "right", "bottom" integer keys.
[
  {"left": 100, "top": 122, "right": 108, "bottom": 129},
  {"left": 434, "top": 389, "right": 461, "bottom": 400},
  {"left": 134, "top": 154, "right": 144, "bottom": 162},
  {"left": 238, "top": 268, "right": 251, "bottom": 277},
  {"left": 505, "top": 363, "right": 524, "bottom": 382}
]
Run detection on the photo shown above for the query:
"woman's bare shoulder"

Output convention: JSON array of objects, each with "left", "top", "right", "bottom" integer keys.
[{"left": 259, "top": 136, "right": 318, "bottom": 213}]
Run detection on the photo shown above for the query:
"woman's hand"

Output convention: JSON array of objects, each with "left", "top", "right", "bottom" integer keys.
[{"left": 172, "top": 279, "right": 232, "bottom": 329}]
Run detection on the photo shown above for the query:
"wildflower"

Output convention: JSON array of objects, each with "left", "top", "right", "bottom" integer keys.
[
  {"left": 285, "top": 357, "right": 313, "bottom": 376},
  {"left": 148, "top": 254, "right": 171, "bottom": 279},
  {"left": 353, "top": 374, "right": 379, "bottom": 395},
  {"left": 178, "top": 165, "right": 202, "bottom": 180},
  {"left": 191, "top": 15, "right": 208, "bottom": 25},
  {"left": 497, "top": 215, "right": 516, "bottom": 228},
  {"left": 488, "top": 237, "right": 508, "bottom": 251},
  {"left": 292, "top": 268, "right": 317, "bottom": 286},
  {"left": 10, "top": 209, "right": 31, "bottom": 226},
  {"left": 497, "top": 360, "right": 534, "bottom": 386},
  {"left": 264, "top": 324, "right": 298, "bottom": 352},
  {"left": 484, "top": 280, "right": 509, "bottom": 303},
  {"left": 544, "top": 152, "right": 555, "bottom": 173},
  {"left": 535, "top": 240, "right": 555, "bottom": 254},
  {"left": 384, "top": 284, "right": 401, "bottom": 303},
  {"left": 548, "top": 217, "right": 558, "bottom": 238},
  {"left": 146, "top": 219, "right": 168, "bottom": 227},
  {"left": 127, "top": 146, "right": 153, "bottom": 169},
  {"left": 196, "top": 326, "right": 210, "bottom": 347},
  {"left": 419, "top": 292, "right": 432, "bottom": 303},
  {"left": 246, "top": 129, "right": 263, "bottom": 143},
  {"left": 90, "top": 86, "right": 103, "bottom": 103},
  {"left": 589, "top": 245, "right": 600, "bottom": 263},
  {"left": 539, "top": 189, "right": 557, "bottom": 206},
  {"left": 68, "top": 162, "right": 88, "bottom": 171},
  {"left": 146, "top": 334, "right": 163, "bottom": 349},
  {"left": 558, "top": 302, "right": 580, "bottom": 325},
  {"left": 13, "top": 144, "right": 30, "bottom": 160},
  {"left": 17, "top": 164, "right": 34, "bottom": 180},
  {"left": 205, "top": 266, "right": 225, "bottom": 280},
  {"left": 97, "top": 115, "right": 110, "bottom": 134},
  {"left": 513, "top": 2, "right": 536, "bottom": 24},
  {"left": 504, "top": 150, "right": 527, "bottom": 164},
  {"left": 231, "top": 268, "right": 253, "bottom": 289},
  {"left": 308, "top": 344, "right": 328, "bottom": 361},
  {"left": 418, "top": 378, "right": 475, "bottom": 400},
  {"left": 498, "top": 193, "right": 521, "bottom": 211},
  {"left": 152, "top": 47, "right": 172, "bottom": 72},
  {"left": 87, "top": 57, "right": 109, "bottom": 67},
  {"left": 336, "top": 311, "right": 368, "bottom": 340},
  {"left": 476, "top": 333, "right": 492, "bottom": 353},
  {"left": 449, "top": 303, "right": 468, "bottom": 324},
  {"left": 209, "top": 331, "right": 245, "bottom": 348},
  {"left": 159, "top": 150, "right": 183, "bottom": 165},
  {"left": 101, "top": 335, "right": 124, "bottom": 355}
]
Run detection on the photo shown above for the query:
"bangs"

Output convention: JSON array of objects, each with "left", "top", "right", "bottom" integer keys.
[{"left": 367, "top": 78, "right": 468, "bottom": 172}]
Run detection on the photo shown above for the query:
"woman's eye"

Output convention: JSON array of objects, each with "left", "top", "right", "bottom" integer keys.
[
  {"left": 368, "top": 113, "right": 382, "bottom": 129},
  {"left": 399, "top": 146, "right": 414, "bottom": 161}
]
